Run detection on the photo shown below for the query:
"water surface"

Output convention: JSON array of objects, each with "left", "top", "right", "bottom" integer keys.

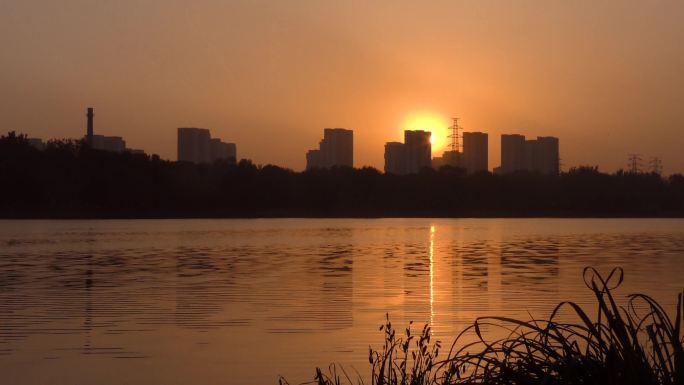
[{"left": 1, "top": 219, "right": 683, "bottom": 384}]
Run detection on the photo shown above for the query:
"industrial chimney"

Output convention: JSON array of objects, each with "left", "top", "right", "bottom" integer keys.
[{"left": 86, "top": 107, "right": 94, "bottom": 145}]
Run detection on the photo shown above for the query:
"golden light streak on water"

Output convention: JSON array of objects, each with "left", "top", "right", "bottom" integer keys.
[{"left": 429, "top": 225, "right": 435, "bottom": 326}]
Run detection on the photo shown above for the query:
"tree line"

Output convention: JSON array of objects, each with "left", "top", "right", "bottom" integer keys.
[{"left": 1, "top": 132, "right": 683, "bottom": 218}]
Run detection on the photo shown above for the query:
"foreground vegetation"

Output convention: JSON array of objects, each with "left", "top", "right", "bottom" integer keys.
[
  {"left": 2, "top": 132, "right": 684, "bottom": 217},
  {"left": 288, "top": 268, "right": 683, "bottom": 385}
]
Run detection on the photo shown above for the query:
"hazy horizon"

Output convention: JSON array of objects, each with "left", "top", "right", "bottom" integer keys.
[{"left": 2, "top": 0, "right": 683, "bottom": 173}]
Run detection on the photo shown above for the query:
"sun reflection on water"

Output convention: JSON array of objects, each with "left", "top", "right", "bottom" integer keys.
[{"left": 429, "top": 225, "right": 435, "bottom": 326}]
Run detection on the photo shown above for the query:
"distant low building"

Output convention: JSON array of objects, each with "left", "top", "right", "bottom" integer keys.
[
  {"left": 82, "top": 107, "right": 140, "bottom": 154},
  {"left": 432, "top": 150, "right": 462, "bottom": 170},
  {"left": 28, "top": 138, "right": 45, "bottom": 151},
  {"left": 226, "top": 143, "right": 237, "bottom": 162},
  {"left": 306, "top": 149, "right": 322, "bottom": 170},
  {"left": 210, "top": 138, "right": 237, "bottom": 163},
  {"left": 92, "top": 135, "right": 126, "bottom": 153}
]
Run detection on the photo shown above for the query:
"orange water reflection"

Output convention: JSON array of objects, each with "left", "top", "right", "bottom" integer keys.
[{"left": 0, "top": 219, "right": 683, "bottom": 384}]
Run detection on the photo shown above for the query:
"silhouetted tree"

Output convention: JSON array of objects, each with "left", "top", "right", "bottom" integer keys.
[{"left": 1, "top": 132, "right": 683, "bottom": 218}]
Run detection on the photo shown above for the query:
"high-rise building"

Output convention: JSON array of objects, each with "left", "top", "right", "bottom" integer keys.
[
  {"left": 523, "top": 140, "right": 537, "bottom": 173},
  {"left": 321, "top": 128, "right": 353, "bottom": 168},
  {"left": 383, "top": 130, "right": 432, "bottom": 175},
  {"left": 501, "top": 134, "right": 526, "bottom": 173},
  {"left": 531, "top": 136, "right": 560, "bottom": 175},
  {"left": 404, "top": 130, "right": 431, "bottom": 174},
  {"left": 384, "top": 142, "right": 405, "bottom": 174},
  {"left": 463, "top": 132, "right": 488, "bottom": 173},
  {"left": 497, "top": 134, "right": 559, "bottom": 175},
  {"left": 177, "top": 128, "right": 211, "bottom": 164},
  {"left": 305, "top": 128, "right": 353, "bottom": 170},
  {"left": 177, "top": 128, "right": 236, "bottom": 164}
]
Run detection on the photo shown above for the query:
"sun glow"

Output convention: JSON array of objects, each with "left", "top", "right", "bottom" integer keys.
[{"left": 401, "top": 112, "right": 449, "bottom": 152}]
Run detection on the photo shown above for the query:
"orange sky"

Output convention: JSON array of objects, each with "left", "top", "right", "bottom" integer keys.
[{"left": 1, "top": 1, "right": 683, "bottom": 174}]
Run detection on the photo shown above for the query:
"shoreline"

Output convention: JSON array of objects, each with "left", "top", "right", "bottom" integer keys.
[{"left": 2, "top": 213, "right": 684, "bottom": 220}]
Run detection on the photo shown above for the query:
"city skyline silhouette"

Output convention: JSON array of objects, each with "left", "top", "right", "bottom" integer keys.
[
  {"left": 13, "top": 106, "right": 671, "bottom": 176},
  {"left": 1, "top": 1, "right": 683, "bottom": 173}
]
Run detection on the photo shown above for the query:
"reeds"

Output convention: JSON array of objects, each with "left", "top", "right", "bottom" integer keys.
[{"left": 284, "top": 267, "right": 683, "bottom": 385}]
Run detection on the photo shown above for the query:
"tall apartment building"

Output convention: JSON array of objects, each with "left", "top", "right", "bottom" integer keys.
[
  {"left": 404, "top": 130, "right": 431, "bottom": 174},
  {"left": 178, "top": 128, "right": 211, "bottom": 164},
  {"left": 383, "top": 130, "right": 431, "bottom": 175},
  {"left": 498, "top": 134, "right": 559, "bottom": 175},
  {"left": 462, "top": 132, "right": 488, "bottom": 173},
  {"left": 178, "top": 128, "right": 236, "bottom": 164},
  {"left": 500, "top": 134, "right": 526, "bottom": 173},
  {"left": 384, "top": 142, "right": 406, "bottom": 174},
  {"left": 530, "top": 136, "right": 560, "bottom": 175},
  {"left": 305, "top": 128, "right": 353, "bottom": 170}
]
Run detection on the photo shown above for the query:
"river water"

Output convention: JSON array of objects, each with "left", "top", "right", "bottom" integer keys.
[{"left": 1, "top": 219, "right": 683, "bottom": 384}]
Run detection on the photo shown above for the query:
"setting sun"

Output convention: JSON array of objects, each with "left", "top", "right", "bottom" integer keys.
[{"left": 401, "top": 112, "right": 449, "bottom": 152}]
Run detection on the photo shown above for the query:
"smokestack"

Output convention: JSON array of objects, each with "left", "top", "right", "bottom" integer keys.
[{"left": 86, "top": 107, "right": 94, "bottom": 145}]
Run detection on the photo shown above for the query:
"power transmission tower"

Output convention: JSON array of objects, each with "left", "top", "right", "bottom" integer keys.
[
  {"left": 447, "top": 117, "right": 461, "bottom": 152},
  {"left": 649, "top": 156, "right": 663, "bottom": 175},
  {"left": 627, "top": 154, "right": 642, "bottom": 174}
]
